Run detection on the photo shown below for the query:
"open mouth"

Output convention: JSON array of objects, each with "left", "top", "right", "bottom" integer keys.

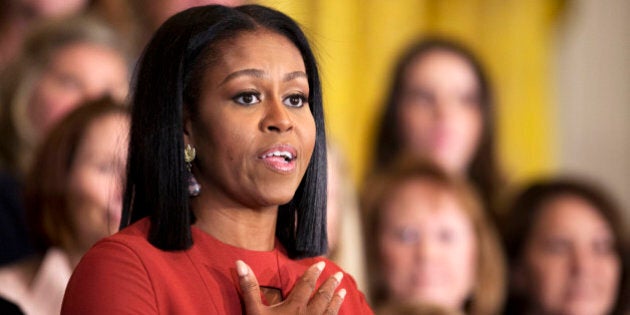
[
  {"left": 258, "top": 145, "right": 298, "bottom": 172},
  {"left": 260, "top": 150, "right": 295, "bottom": 162}
]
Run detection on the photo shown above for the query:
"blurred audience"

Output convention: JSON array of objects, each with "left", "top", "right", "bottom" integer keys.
[
  {"left": 128, "top": 0, "right": 244, "bottom": 57},
  {"left": 326, "top": 142, "right": 367, "bottom": 291},
  {"left": 0, "top": 0, "right": 91, "bottom": 71},
  {"left": 373, "top": 38, "right": 503, "bottom": 218},
  {"left": 376, "top": 301, "right": 464, "bottom": 315},
  {"left": 502, "top": 178, "right": 630, "bottom": 315},
  {"left": 0, "top": 16, "right": 128, "bottom": 265},
  {"left": 0, "top": 98, "right": 129, "bottom": 315},
  {"left": 361, "top": 157, "right": 505, "bottom": 314},
  {"left": 0, "top": 16, "right": 128, "bottom": 177}
]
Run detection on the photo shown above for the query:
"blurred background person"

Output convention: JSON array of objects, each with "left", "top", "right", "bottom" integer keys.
[
  {"left": 0, "top": 99, "right": 129, "bottom": 315},
  {"left": 361, "top": 157, "right": 505, "bottom": 314},
  {"left": 127, "top": 0, "right": 243, "bottom": 58},
  {"left": 326, "top": 142, "right": 367, "bottom": 291},
  {"left": 373, "top": 38, "right": 504, "bottom": 220},
  {"left": 376, "top": 301, "right": 464, "bottom": 315},
  {"left": 0, "top": 16, "right": 129, "bottom": 265},
  {"left": 502, "top": 178, "right": 629, "bottom": 315},
  {"left": 0, "top": 0, "right": 90, "bottom": 72}
]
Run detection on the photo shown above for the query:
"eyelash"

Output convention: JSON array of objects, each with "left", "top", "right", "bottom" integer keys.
[
  {"left": 232, "top": 91, "right": 261, "bottom": 105},
  {"left": 231, "top": 92, "right": 309, "bottom": 108}
]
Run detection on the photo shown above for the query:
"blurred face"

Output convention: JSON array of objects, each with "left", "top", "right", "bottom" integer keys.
[
  {"left": 378, "top": 179, "right": 477, "bottom": 309},
  {"left": 145, "top": 0, "right": 243, "bottom": 30},
  {"left": 19, "top": 0, "right": 87, "bottom": 18},
  {"left": 27, "top": 42, "right": 128, "bottom": 137},
  {"left": 397, "top": 50, "right": 483, "bottom": 174},
  {"left": 185, "top": 30, "right": 316, "bottom": 210},
  {"left": 518, "top": 195, "right": 621, "bottom": 315},
  {"left": 67, "top": 113, "right": 129, "bottom": 251}
]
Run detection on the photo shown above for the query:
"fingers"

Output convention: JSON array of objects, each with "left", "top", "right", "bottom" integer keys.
[
  {"left": 307, "top": 271, "right": 344, "bottom": 313},
  {"left": 236, "top": 260, "right": 262, "bottom": 315},
  {"left": 324, "top": 288, "right": 346, "bottom": 315},
  {"left": 286, "top": 261, "right": 326, "bottom": 305}
]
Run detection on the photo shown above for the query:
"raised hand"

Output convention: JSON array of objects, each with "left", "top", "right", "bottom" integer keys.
[{"left": 236, "top": 260, "right": 346, "bottom": 315}]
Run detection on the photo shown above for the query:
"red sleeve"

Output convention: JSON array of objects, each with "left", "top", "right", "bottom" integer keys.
[
  {"left": 61, "top": 240, "right": 158, "bottom": 314},
  {"left": 340, "top": 271, "right": 374, "bottom": 315}
]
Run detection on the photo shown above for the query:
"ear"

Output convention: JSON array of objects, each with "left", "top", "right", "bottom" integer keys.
[{"left": 183, "top": 107, "right": 193, "bottom": 146}]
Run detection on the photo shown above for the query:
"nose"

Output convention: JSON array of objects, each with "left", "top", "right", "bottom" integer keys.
[
  {"left": 570, "top": 247, "right": 593, "bottom": 277},
  {"left": 413, "top": 237, "right": 435, "bottom": 262},
  {"left": 260, "top": 98, "right": 294, "bottom": 133}
]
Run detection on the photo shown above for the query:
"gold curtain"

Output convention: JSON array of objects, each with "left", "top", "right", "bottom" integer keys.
[{"left": 257, "top": 0, "right": 565, "bottom": 184}]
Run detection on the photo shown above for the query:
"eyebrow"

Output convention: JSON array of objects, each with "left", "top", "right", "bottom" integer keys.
[{"left": 219, "top": 69, "right": 307, "bottom": 86}]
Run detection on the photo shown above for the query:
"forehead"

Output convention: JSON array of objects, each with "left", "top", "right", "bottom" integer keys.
[
  {"left": 533, "top": 194, "right": 612, "bottom": 233},
  {"left": 207, "top": 29, "right": 306, "bottom": 76},
  {"left": 381, "top": 179, "right": 467, "bottom": 222}
]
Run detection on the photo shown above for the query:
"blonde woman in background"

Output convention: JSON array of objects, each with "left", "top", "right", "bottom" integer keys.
[
  {"left": 362, "top": 157, "right": 505, "bottom": 314},
  {"left": 0, "top": 16, "right": 128, "bottom": 266}
]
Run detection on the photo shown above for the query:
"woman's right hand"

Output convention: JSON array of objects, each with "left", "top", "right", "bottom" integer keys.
[{"left": 236, "top": 260, "right": 346, "bottom": 314}]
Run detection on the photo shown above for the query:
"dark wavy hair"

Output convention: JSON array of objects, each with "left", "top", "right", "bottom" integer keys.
[
  {"left": 502, "top": 178, "right": 630, "bottom": 315},
  {"left": 121, "top": 5, "right": 328, "bottom": 258},
  {"left": 374, "top": 38, "right": 501, "bottom": 215}
]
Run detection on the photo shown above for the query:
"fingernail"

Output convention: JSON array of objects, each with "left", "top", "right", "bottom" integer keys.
[
  {"left": 236, "top": 260, "right": 249, "bottom": 277},
  {"left": 333, "top": 271, "right": 344, "bottom": 283},
  {"left": 338, "top": 288, "right": 347, "bottom": 299},
  {"left": 314, "top": 261, "right": 326, "bottom": 272}
]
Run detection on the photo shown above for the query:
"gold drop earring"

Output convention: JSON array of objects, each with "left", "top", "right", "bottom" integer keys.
[{"left": 184, "top": 144, "right": 201, "bottom": 197}]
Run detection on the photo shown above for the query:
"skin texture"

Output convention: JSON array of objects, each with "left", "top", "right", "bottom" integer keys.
[
  {"left": 397, "top": 50, "right": 482, "bottom": 175},
  {"left": 185, "top": 30, "right": 316, "bottom": 252},
  {"left": 378, "top": 179, "right": 476, "bottom": 311},
  {"left": 26, "top": 42, "right": 128, "bottom": 137},
  {"left": 517, "top": 195, "right": 621, "bottom": 315},
  {"left": 65, "top": 113, "right": 129, "bottom": 266}
]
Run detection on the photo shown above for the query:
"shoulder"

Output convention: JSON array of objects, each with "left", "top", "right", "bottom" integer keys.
[{"left": 61, "top": 218, "right": 160, "bottom": 314}]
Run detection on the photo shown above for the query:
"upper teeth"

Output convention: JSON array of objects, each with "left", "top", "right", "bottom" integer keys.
[{"left": 262, "top": 151, "right": 293, "bottom": 160}]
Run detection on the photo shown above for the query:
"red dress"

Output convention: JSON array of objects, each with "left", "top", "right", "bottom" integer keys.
[{"left": 61, "top": 218, "right": 373, "bottom": 314}]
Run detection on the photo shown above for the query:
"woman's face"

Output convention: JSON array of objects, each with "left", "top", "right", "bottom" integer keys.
[
  {"left": 66, "top": 113, "right": 129, "bottom": 251},
  {"left": 518, "top": 195, "right": 621, "bottom": 315},
  {"left": 27, "top": 42, "right": 128, "bottom": 137},
  {"left": 185, "top": 30, "right": 316, "bottom": 210},
  {"left": 397, "top": 50, "right": 483, "bottom": 174},
  {"left": 378, "top": 179, "right": 477, "bottom": 309}
]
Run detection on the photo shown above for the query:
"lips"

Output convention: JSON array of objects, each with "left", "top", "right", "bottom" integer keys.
[{"left": 258, "top": 144, "right": 298, "bottom": 173}]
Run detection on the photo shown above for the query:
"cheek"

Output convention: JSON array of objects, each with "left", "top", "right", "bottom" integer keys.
[
  {"left": 378, "top": 236, "right": 414, "bottom": 276},
  {"left": 397, "top": 104, "right": 434, "bottom": 145},
  {"left": 454, "top": 107, "right": 483, "bottom": 150},
  {"left": 524, "top": 251, "right": 568, "bottom": 299}
]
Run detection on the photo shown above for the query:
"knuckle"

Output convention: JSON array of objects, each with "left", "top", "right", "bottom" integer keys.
[
  {"left": 241, "top": 280, "right": 258, "bottom": 293},
  {"left": 317, "top": 289, "right": 333, "bottom": 301}
]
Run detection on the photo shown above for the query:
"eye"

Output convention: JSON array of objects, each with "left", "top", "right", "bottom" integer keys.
[
  {"left": 437, "top": 228, "right": 456, "bottom": 244},
  {"left": 543, "top": 238, "right": 570, "bottom": 255},
  {"left": 393, "top": 226, "right": 420, "bottom": 244},
  {"left": 233, "top": 92, "right": 261, "bottom": 105},
  {"left": 283, "top": 94, "right": 307, "bottom": 107}
]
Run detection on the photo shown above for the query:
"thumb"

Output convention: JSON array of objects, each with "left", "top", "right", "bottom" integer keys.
[{"left": 236, "top": 260, "right": 263, "bottom": 315}]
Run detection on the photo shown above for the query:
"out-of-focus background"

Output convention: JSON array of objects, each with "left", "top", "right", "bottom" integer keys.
[{"left": 259, "top": 0, "right": 630, "bottom": 222}]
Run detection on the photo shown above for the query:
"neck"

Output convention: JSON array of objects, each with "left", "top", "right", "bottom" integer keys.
[{"left": 190, "top": 194, "right": 278, "bottom": 251}]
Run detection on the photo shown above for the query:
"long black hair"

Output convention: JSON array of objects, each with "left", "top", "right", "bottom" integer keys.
[
  {"left": 121, "top": 5, "right": 328, "bottom": 258},
  {"left": 374, "top": 38, "right": 502, "bottom": 216}
]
